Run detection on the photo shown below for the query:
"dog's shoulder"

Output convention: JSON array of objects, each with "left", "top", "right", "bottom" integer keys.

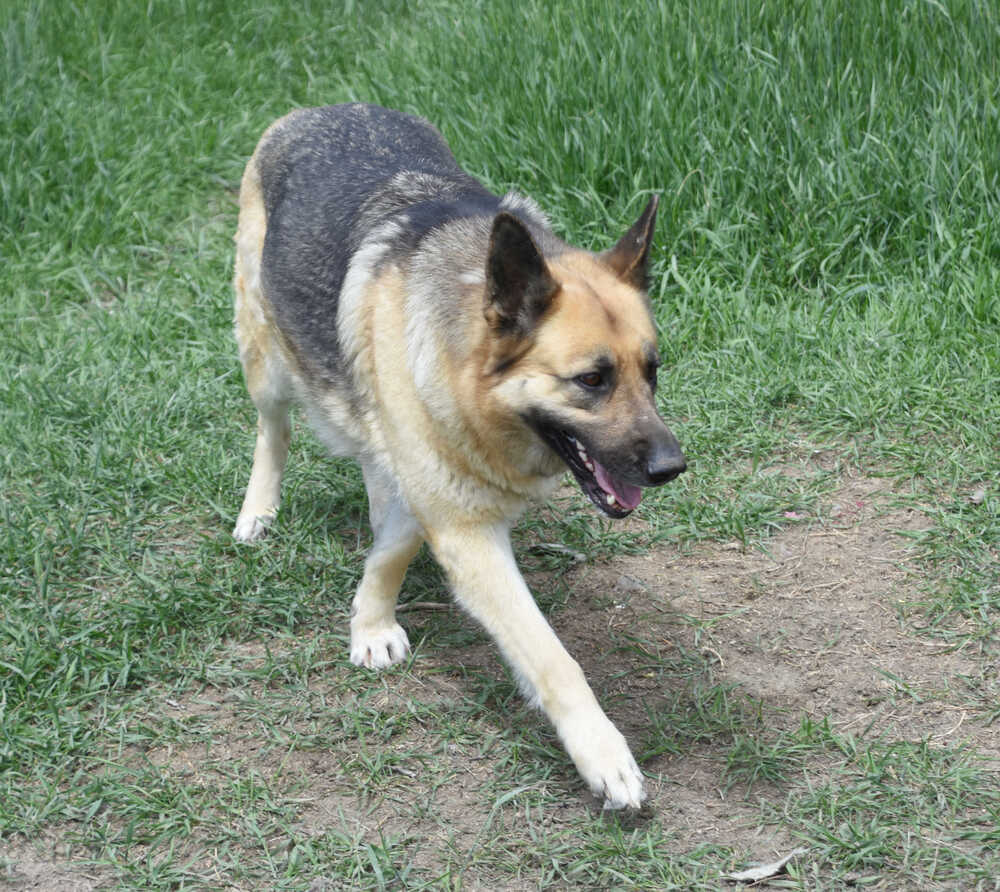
[{"left": 249, "top": 105, "right": 481, "bottom": 377}]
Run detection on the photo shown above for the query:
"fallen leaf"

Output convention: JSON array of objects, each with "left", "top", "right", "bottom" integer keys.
[{"left": 723, "top": 847, "right": 809, "bottom": 883}]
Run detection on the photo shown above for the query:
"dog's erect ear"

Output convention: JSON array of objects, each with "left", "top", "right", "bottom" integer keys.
[
  {"left": 600, "top": 195, "right": 659, "bottom": 291},
  {"left": 484, "top": 213, "right": 559, "bottom": 337}
]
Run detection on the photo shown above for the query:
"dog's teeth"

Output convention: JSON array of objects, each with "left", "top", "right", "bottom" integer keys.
[
  {"left": 585, "top": 460, "right": 594, "bottom": 472},
  {"left": 606, "top": 493, "right": 617, "bottom": 507}
]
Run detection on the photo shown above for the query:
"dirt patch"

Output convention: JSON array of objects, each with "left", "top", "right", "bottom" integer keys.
[
  {"left": 0, "top": 838, "right": 107, "bottom": 891},
  {"left": 566, "top": 473, "right": 982, "bottom": 743}
]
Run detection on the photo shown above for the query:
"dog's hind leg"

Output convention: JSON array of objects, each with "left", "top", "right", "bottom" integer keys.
[
  {"left": 233, "top": 397, "right": 291, "bottom": 542},
  {"left": 349, "top": 464, "right": 423, "bottom": 669},
  {"left": 232, "top": 156, "right": 293, "bottom": 543}
]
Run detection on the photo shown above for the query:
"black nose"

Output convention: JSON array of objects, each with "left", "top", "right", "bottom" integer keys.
[{"left": 645, "top": 435, "right": 687, "bottom": 484}]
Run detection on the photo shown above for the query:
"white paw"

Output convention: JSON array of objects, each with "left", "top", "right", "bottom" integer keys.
[
  {"left": 560, "top": 713, "right": 646, "bottom": 810},
  {"left": 349, "top": 622, "right": 410, "bottom": 669},
  {"left": 233, "top": 510, "right": 275, "bottom": 542}
]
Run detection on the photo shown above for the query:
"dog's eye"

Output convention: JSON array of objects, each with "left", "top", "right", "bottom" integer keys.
[{"left": 575, "top": 371, "right": 605, "bottom": 389}]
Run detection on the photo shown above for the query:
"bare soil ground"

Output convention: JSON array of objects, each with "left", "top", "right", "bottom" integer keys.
[{"left": 4, "top": 471, "right": 997, "bottom": 889}]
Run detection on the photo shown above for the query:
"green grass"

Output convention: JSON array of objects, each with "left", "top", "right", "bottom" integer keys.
[{"left": 2, "top": 0, "right": 999, "bottom": 888}]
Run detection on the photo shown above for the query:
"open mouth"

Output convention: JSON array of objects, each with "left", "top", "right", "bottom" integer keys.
[{"left": 537, "top": 427, "right": 642, "bottom": 518}]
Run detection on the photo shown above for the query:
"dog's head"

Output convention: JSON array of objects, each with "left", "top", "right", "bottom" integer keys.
[{"left": 484, "top": 197, "right": 686, "bottom": 518}]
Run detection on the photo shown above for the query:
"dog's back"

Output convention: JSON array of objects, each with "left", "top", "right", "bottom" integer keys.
[{"left": 253, "top": 104, "right": 500, "bottom": 377}]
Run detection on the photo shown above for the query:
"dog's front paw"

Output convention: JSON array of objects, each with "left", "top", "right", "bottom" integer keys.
[
  {"left": 561, "top": 713, "right": 646, "bottom": 810},
  {"left": 349, "top": 622, "right": 410, "bottom": 669},
  {"left": 233, "top": 510, "right": 276, "bottom": 542}
]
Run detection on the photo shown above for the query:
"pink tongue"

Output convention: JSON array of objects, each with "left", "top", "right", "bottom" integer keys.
[{"left": 594, "top": 461, "right": 642, "bottom": 510}]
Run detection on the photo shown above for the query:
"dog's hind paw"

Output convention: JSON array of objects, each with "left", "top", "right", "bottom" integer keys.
[
  {"left": 233, "top": 510, "right": 276, "bottom": 542},
  {"left": 349, "top": 622, "right": 411, "bottom": 670}
]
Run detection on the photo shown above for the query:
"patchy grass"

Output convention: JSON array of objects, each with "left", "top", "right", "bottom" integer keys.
[{"left": 2, "top": 0, "right": 998, "bottom": 888}]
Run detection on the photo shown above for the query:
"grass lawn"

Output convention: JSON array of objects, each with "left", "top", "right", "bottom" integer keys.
[{"left": 2, "top": 0, "right": 998, "bottom": 888}]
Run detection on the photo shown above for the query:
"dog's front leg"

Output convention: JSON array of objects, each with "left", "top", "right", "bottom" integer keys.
[{"left": 428, "top": 523, "right": 645, "bottom": 809}]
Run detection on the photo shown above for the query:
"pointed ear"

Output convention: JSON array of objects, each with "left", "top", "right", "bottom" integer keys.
[
  {"left": 600, "top": 195, "right": 659, "bottom": 291},
  {"left": 484, "top": 213, "right": 559, "bottom": 336}
]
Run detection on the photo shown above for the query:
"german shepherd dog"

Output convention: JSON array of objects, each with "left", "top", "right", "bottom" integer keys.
[{"left": 232, "top": 104, "right": 686, "bottom": 809}]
